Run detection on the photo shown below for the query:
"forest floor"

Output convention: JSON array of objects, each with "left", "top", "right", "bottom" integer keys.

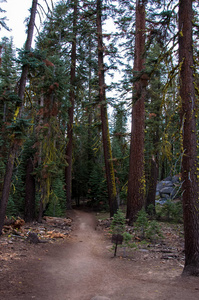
[{"left": 0, "top": 208, "right": 199, "bottom": 300}]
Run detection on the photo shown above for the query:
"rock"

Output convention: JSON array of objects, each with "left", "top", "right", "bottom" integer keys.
[
  {"left": 27, "top": 232, "right": 40, "bottom": 244},
  {"left": 156, "top": 175, "right": 181, "bottom": 202},
  {"left": 159, "top": 194, "right": 170, "bottom": 200},
  {"left": 159, "top": 186, "right": 177, "bottom": 198},
  {"left": 163, "top": 176, "right": 172, "bottom": 181},
  {"left": 172, "top": 174, "right": 181, "bottom": 183},
  {"left": 156, "top": 181, "right": 173, "bottom": 192},
  {"left": 27, "top": 232, "right": 48, "bottom": 244}
]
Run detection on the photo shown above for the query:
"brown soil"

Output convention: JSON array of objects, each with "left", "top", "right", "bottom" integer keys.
[{"left": 0, "top": 209, "right": 199, "bottom": 300}]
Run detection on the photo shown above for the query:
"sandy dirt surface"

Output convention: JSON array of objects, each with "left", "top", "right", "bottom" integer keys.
[{"left": 1, "top": 209, "right": 199, "bottom": 300}]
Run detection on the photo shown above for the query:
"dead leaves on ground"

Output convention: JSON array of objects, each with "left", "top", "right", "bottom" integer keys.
[
  {"left": 1, "top": 215, "right": 73, "bottom": 244},
  {"left": 0, "top": 215, "right": 73, "bottom": 267}
]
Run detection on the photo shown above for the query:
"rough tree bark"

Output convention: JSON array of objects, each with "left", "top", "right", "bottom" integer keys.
[
  {"left": 97, "top": 0, "right": 118, "bottom": 217},
  {"left": 65, "top": 0, "right": 78, "bottom": 210},
  {"left": 179, "top": 0, "right": 199, "bottom": 276},
  {"left": 0, "top": 0, "right": 38, "bottom": 235},
  {"left": 145, "top": 155, "right": 158, "bottom": 215},
  {"left": 24, "top": 158, "right": 35, "bottom": 222},
  {"left": 126, "top": 0, "right": 147, "bottom": 225}
]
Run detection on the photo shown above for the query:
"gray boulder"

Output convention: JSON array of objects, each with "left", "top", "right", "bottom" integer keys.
[
  {"left": 159, "top": 186, "right": 177, "bottom": 199},
  {"left": 156, "top": 181, "right": 173, "bottom": 192},
  {"left": 172, "top": 174, "right": 181, "bottom": 184},
  {"left": 163, "top": 176, "right": 172, "bottom": 181},
  {"left": 156, "top": 175, "right": 181, "bottom": 202}
]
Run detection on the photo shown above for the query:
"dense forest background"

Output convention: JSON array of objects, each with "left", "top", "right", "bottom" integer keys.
[{"left": 0, "top": 0, "right": 199, "bottom": 275}]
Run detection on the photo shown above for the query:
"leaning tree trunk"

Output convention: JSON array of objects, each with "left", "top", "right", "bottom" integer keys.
[
  {"left": 97, "top": 0, "right": 118, "bottom": 217},
  {"left": 65, "top": 0, "right": 78, "bottom": 210},
  {"left": 126, "top": 0, "right": 147, "bottom": 225},
  {"left": 0, "top": 0, "right": 38, "bottom": 235},
  {"left": 179, "top": 0, "right": 199, "bottom": 276}
]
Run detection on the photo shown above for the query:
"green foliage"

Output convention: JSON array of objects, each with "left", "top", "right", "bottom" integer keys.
[
  {"left": 122, "top": 231, "right": 133, "bottom": 247},
  {"left": 87, "top": 164, "right": 109, "bottom": 211},
  {"left": 0, "top": 2, "right": 10, "bottom": 31},
  {"left": 145, "top": 220, "right": 163, "bottom": 242},
  {"left": 146, "top": 204, "right": 156, "bottom": 217},
  {"left": 110, "top": 209, "right": 125, "bottom": 235},
  {"left": 7, "top": 134, "right": 36, "bottom": 217},
  {"left": 0, "top": 37, "right": 18, "bottom": 192},
  {"left": 7, "top": 118, "right": 32, "bottom": 140},
  {"left": 1, "top": 0, "right": 194, "bottom": 226},
  {"left": 110, "top": 209, "right": 135, "bottom": 256},
  {"left": 157, "top": 199, "right": 183, "bottom": 223},
  {"left": 44, "top": 175, "right": 66, "bottom": 217},
  {"left": 17, "top": 49, "right": 45, "bottom": 72},
  {"left": 6, "top": 195, "right": 17, "bottom": 218},
  {"left": 133, "top": 208, "right": 163, "bottom": 242},
  {"left": 133, "top": 208, "right": 149, "bottom": 239}
]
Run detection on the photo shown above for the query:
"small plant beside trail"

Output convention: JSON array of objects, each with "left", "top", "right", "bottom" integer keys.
[
  {"left": 133, "top": 208, "right": 149, "bottom": 240},
  {"left": 110, "top": 209, "right": 126, "bottom": 256},
  {"left": 110, "top": 209, "right": 136, "bottom": 256},
  {"left": 133, "top": 208, "right": 163, "bottom": 243},
  {"left": 108, "top": 208, "right": 166, "bottom": 257},
  {"left": 110, "top": 209, "right": 125, "bottom": 235}
]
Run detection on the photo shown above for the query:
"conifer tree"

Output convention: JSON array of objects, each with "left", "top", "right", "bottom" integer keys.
[
  {"left": 0, "top": 0, "right": 38, "bottom": 235},
  {"left": 97, "top": 0, "right": 118, "bottom": 217},
  {"left": 145, "top": 42, "right": 164, "bottom": 213},
  {"left": 126, "top": 0, "right": 147, "bottom": 225},
  {"left": 0, "top": 37, "right": 17, "bottom": 194},
  {"left": 0, "top": 1, "right": 9, "bottom": 31},
  {"left": 65, "top": 0, "right": 78, "bottom": 210},
  {"left": 24, "top": 0, "right": 81, "bottom": 219},
  {"left": 179, "top": 0, "right": 199, "bottom": 276},
  {"left": 111, "top": 102, "right": 129, "bottom": 205}
]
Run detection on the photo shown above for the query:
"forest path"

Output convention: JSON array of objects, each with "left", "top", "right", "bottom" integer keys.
[{"left": 3, "top": 209, "right": 199, "bottom": 300}]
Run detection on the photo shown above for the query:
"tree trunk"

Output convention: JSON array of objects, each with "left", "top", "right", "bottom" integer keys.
[
  {"left": 0, "top": 0, "right": 38, "bottom": 235},
  {"left": 126, "top": 0, "right": 147, "bottom": 225},
  {"left": 179, "top": 0, "right": 199, "bottom": 276},
  {"left": 18, "top": 0, "right": 37, "bottom": 109},
  {"left": 87, "top": 37, "right": 93, "bottom": 173},
  {"left": 24, "top": 158, "right": 35, "bottom": 222},
  {"left": 0, "top": 144, "right": 17, "bottom": 232},
  {"left": 65, "top": 0, "right": 78, "bottom": 210},
  {"left": 97, "top": 0, "right": 118, "bottom": 217},
  {"left": 145, "top": 156, "right": 158, "bottom": 215}
]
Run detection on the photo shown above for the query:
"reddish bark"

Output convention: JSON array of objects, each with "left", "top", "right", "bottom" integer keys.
[
  {"left": 145, "top": 156, "right": 158, "bottom": 215},
  {"left": 179, "top": 0, "right": 199, "bottom": 276},
  {"left": 24, "top": 158, "right": 35, "bottom": 222},
  {"left": 0, "top": 0, "right": 38, "bottom": 235},
  {"left": 126, "top": 1, "right": 146, "bottom": 225},
  {"left": 97, "top": 0, "right": 118, "bottom": 217},
  {"left": 0, "top": 144, "right": 17, "bottom": 232},
  {"left": 65, "top": 0, "right": 78, "bottom": 210}
]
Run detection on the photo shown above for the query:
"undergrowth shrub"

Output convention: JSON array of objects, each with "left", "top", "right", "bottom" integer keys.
[
  {"left": 110, "top": 209, "right": 125, "bottom": 235},
  {"left": 156, "top": 199, "right": 183, "bottom": 223},
  {"left": 133, "top": 208, "right": 163, "bottom": 242}
]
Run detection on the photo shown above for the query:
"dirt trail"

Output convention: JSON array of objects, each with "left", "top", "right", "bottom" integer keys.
[{"left": 1, "top": 210, "right": 199, "bottom": 300}]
